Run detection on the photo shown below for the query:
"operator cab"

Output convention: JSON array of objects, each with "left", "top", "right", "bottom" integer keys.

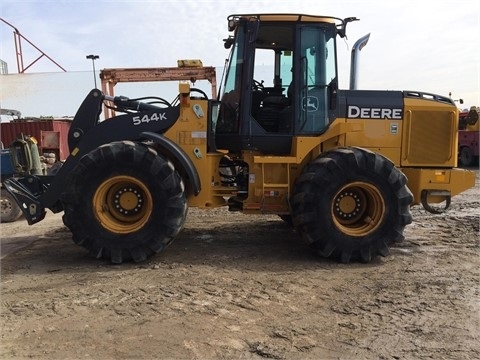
[{"left": 214, "top": 14, "right": 355, "bottom": 154}]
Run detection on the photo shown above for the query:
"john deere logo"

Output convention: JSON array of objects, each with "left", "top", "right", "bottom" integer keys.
[
  {"left": 347, "top": 106, "right": 403, "bottom": 119},
  {"left": 302, "top": 96, "right": 319, "bottom": 112}
]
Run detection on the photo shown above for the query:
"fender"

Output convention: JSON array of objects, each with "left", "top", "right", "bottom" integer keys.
[
  {"left": 7, "top": 131, "right": 201, "bottom": 224},
  {"left": 141, "top": 131, "right": 201, "bottom": 196}
]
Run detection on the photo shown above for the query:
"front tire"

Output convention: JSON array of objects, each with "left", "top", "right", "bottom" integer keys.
[
  {"left": 291, "top": 147, "right": 413, "bottom": 263},
  {"left": 61, "top": 141, "right": 187, "bottom": 263}
]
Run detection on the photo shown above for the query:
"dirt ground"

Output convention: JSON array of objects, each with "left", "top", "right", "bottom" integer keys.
[{"left": 1, "top": 169, "right": 479, "bottom": 360}]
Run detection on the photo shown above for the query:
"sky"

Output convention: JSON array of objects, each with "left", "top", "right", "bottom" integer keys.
[{"left": 0, "top": 0, "right": 479, "bottom": 109}]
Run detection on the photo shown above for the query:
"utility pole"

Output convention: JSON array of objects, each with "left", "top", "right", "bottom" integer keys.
[{"left": 86, "top": 54, "right": 99, "bottom": 88}]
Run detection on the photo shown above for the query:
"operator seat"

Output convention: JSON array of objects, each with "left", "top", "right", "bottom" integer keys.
[{"left": 255, "top": 83, "right": 293, "bottom": 132}]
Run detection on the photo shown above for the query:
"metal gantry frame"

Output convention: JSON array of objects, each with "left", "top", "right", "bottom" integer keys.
[
  {"left": 100, "top": 66, "right": 217, "bottom": 119},
  {"left": 0, "top": 17, "right": 66, "bottom": 73}
]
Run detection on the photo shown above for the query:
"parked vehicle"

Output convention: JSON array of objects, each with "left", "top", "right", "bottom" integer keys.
[
  {"left": 1, "top": 135, "right": 43, "bottom": 222},
  {"left": 458, "top": 107, "right": 479, "bottom": 166}
]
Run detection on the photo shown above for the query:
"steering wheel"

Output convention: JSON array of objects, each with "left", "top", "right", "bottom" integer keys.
[
  {"left": 253, "top": 80, "right": 265, "bottom": 92},
  {"left": 306, "top": 84, "right": 329, "bottom": 90}
]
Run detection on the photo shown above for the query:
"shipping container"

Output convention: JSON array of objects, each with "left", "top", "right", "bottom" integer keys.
[{"left": 1, "top": 119, "right": 71, "bottom": 161}]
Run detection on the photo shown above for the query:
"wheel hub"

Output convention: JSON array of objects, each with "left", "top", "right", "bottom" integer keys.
[
  {"left": 1, "top": 198, "right": 14, "bottom": 214},
  {"left": 113, "top": 186, "right": 144, "bottom": 216},
  {"left": 93, "top": 175, "right": 153, "bottom": 233},
  {"left": 331, "top": 182, "right": 385, "bottom": 237},
  {"left": 333, "top": 188, "right": 366, "bottom": 224}
]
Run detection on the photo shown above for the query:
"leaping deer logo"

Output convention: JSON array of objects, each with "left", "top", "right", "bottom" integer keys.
[{"left": 302, "top": 96, "right": 319, "bottom": 112}]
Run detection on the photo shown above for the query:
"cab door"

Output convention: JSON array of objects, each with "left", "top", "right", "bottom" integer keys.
[{"left": 295, "top": 25, "right": 338, "bottom": 135}]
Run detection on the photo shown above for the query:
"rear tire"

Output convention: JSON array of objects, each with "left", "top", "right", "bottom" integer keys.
[
  {"left": 1, "top": 188, "right": 22, "bottom": 223},
  {"left": 291, "top": 147, "right": 413, "bottom": 263},
  {"left": 459, "top": 146, "right": 475, "bottom": 167},
  {"left": 61, "top": 141, "right": 187, "bottom": 263}
]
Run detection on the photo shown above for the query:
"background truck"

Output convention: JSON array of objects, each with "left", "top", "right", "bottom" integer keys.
[
  {"left": 0, "top": 115, "right": 71, "bottom": 222},
  {"left": 4, "top": 13, "right": 475, "bottom": 264},
  {"left": 1, "top": 148, "right": 23, "bottom": 222},
  {"left": 458, "top": 106, "right": 479, "bottom": 167},
  {"left": 1, "top": 135, "right": 45, "bottom": 222}
]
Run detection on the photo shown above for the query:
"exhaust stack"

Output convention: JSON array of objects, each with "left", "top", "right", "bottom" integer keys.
[{"left": 349, "top": 33, "right": 370, "bottom": 90}]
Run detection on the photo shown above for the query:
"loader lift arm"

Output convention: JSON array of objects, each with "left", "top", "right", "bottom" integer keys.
[{"left": 4, "top": 89, "right": 184, "bottom": 224}]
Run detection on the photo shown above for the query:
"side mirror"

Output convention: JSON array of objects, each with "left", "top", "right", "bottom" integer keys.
[{"left": 223, "top": 36, "right": 234, "bottom": 49}]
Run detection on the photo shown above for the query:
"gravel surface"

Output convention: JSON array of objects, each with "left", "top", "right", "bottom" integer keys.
[{"left": 1, "top": 169, "right": 479, "bottom": 359}]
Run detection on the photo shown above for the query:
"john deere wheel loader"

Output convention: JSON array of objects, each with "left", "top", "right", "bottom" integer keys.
[{"left": 4, "top": 14, "right": 475, "bottom": 263}]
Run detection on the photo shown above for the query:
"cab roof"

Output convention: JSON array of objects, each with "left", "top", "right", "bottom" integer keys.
[
  {"left": 227, "top": 14, "right": 357, "bottom": 38},
  {"left": 228, "top": 13, "right": 344, "bottom": 24}
]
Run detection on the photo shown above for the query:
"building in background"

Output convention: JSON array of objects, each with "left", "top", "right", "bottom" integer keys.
[{"left": 0, "top": 59, "right": 8, "bottom": 74}]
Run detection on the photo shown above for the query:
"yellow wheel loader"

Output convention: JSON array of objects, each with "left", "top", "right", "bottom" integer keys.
[{"left": 4, "top": 14, "right": 475, "bottom": 263}]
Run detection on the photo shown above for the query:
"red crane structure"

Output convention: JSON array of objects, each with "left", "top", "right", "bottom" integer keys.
[{"left": 0, "top": 17, "right": 66, "bottom": 73}]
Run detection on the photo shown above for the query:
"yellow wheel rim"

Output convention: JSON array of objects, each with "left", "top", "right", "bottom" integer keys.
[
  {"left": 331, "top": 181, "right": 385, "bottom": 237},
  {"left": 93, "top": 175, "right": 153, "bottom": 234}
]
